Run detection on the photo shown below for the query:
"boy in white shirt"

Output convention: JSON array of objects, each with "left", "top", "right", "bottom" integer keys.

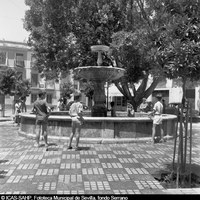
[
  {"left": 148, "top": 93, "right": 165, "bottom": 143},
  {"left": 67, "top": 92, "right": 84, "bottom": 150}
]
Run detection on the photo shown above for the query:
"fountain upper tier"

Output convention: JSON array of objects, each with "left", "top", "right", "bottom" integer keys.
[
  {"left": 74, "top": 66, "right": 125, "bottom": 82},
  {"left": 74, "top": 45, "right": 125, "bottom": 82}
]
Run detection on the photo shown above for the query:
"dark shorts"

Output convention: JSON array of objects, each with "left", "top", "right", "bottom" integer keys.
[{"left": 36, "top": 119, "right": 48, "bottom": 125}]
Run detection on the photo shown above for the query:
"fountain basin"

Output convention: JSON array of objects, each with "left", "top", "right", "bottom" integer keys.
[
  {"left": 19, "top": 113, "right": 177, "bottom": 143},
  {"left": 74, "top": 66, "right": 125, "bottom": 81}
]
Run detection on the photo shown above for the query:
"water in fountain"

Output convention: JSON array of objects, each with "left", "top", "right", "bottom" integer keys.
[{"left": 74, "top": 45, "right": 125, "bottom": 117}]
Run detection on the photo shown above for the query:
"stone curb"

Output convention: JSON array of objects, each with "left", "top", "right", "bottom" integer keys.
[
  {"left": 18, "top": 130, "right": 174, "bottom": 144},
  {"left": 0, "top": 117, "right": 13, "bottom": 122}
]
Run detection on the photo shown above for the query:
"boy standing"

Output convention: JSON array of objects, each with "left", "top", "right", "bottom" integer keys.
[
  {"left": 32, "top": 90, "right": 51, "bottom": 147},
  {"left": 149, "top": 93, "right": 165, "bottom": 143},
  {"left": 68, "top": 92, "right": 84, "bottom": 150},
  {"left": 127, "top": 101, "right": 135, "bottom": 117},
  {"left": 110, "top": 101, "right": 116, "bottom": 117},
  {"left": 14, "top": 99, "right": 22, "bottom": 125}
]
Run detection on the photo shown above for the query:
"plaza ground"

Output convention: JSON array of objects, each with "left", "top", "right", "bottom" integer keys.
[{"left": 0, "top": 109, "right": 200, "bottom": 195}]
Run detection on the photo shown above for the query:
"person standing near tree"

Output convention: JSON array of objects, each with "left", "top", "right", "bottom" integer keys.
[
  {"left": 139, "top": 98, "right": 149, "bottom": 112},
  {"left": 109, "top": 101, "right": 116, "bottom": 117},
  {"left": 14, "top": 99, "right": 22, "bottom": 125},
  {"left": 67, "top": 92, "right": 84, "bottom": 150},
  {"left": 32, "top": 90, "right": 51, "bottom": 148},
  {"left": 20, "top": 96, "right": 27, "bottom": 112},
  {"left": 57, "top": 98, "right": 64, "bottom": 111},
  {"left": 127, "top": 101, "right": 135, "bottom": 117}
]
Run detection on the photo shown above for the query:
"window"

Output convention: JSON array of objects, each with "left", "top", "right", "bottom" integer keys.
[
  {"left": 31, "top": 94, "right": 37, "bottom": 103},
  {"left": 116, "top": 97, "right": 122, "bottom": 106},
  {"left": 0, "top": 51, "right": 7, "bottom": 65},
  {"left": 16, "top": 72, "right": 23, "bottom": 80},
  {"left": 186, "top": 89, "right": 195, "bottom": 98},
  {"left": 46, "top": 80, "right": 54, "bottom": 89},
  {"left": 115, "top": 96, "right": 126, "bottom": 106},
  {"left": 122, "top": 97, "right": 126, "bottom": 106},
  {"left": 30, "top": 54, "right": 36, "bottom": 68},
  {"left": 31, "top": 74, "right": 38, "bottom": 87},
  {"left": 46, "top": 94, "right": 52, "bottom": 104},
  {"left": 15, "top": 53, "right": 24, "bottom": 67}
]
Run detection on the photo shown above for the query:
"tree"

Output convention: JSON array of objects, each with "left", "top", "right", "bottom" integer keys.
[
  {"left": 0, "top": 68, "right": 16, "bottom": 95},
  {"left": 0, "top": 68, "right": 31, "bottom": 99},
  {"left": 60, "top": 81, "right": 74, "bottom": 103},
  {"left": 0, "top": 68, "right": 31, "bottom": 114},
  {"left": 157, "top": 0, "right": 200, "bottom": 101},
  {"left": 155, "top": 0, "right": 200, "bottom": 186},
  {"left": 24, "top": 0, "right": 200, "bottom": 111},
  {"left": 24, "top": 0, "right": 166, "bottom": 110},
  {"left": 24, "top": 0, "right": 81, "bottom": 80}
]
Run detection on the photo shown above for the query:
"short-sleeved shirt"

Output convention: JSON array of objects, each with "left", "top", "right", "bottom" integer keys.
[
  {"left": 33, "top": 99, "right": 49, "bottom": 120},
  {"left": 153, "top": 101, "right": 163, "bottom": 115},
  {"left": 153, "top": 101, "right": 163, "bottom": 125},
  {"left": 69, "top": 102, "right": 83, "bottom": 117},
  {"left": 15, "top": 102, "right": 21, "bottom": 115}
]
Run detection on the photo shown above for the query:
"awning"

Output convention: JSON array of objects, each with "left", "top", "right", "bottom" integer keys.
[{"left": 105, "top": 85, "right": 133, "bottom": 97}]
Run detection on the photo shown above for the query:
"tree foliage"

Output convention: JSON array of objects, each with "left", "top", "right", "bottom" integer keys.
[
  {"left": 0, "top": 68, "right": 31, "bottom": 98},
  {"left": 24, "top": 0, "right": 81, "bottom": 80},
  {"left": 24, "top": 0, "right": 200, "bottom": 110},
  {"left": 60, "top": 81, "right": 74, "bottom": 100},
  {"left": 0, "top": 68, "right": 16, "bottom": 95},
  {"left": 156, "top": 0, "right": 200, "bottom": 99}
]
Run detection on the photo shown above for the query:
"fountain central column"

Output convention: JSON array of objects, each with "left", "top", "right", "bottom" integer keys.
[{"left": 91, "top": 81, "right": 107, "bottom": 117}]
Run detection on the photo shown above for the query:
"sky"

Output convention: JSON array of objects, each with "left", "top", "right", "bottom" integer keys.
[{"left": 0, "top": 0, "right": 30, "bottom": 42}]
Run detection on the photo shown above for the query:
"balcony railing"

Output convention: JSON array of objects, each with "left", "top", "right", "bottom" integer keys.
[{"left": 14, "top": 60, "right": 25, "bottom": 68}]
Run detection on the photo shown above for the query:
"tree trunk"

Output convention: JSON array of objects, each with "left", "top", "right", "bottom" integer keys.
[
  {"left": 114, "top": 76, "right": 161, "bottom": 111},
  {"left": 0, "top": 94, "right": 5, "bottom": 117}
]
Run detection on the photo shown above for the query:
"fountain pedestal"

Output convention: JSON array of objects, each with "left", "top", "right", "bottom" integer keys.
[{"left": 91, "top": 81, "right": 107, "bottom": 117}]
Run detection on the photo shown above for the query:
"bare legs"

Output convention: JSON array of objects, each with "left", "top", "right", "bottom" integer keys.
[
  {"left": 152, "top": 124, "right": 164, "bottom": 143},
  {"left": 68, "top": 122, "right": 81, "bottom": 149},
  {"left": 152, "top": 124, "right": 156, "bottom": 143},
  {"left": 35, "top": 122, "right": 48, "bottom": 147},
  {"left": 43, "top": 124, "right": 48, "bottom": 146},
  {"left": 35, "top": 123, "right": 41, "bottom": 147}
]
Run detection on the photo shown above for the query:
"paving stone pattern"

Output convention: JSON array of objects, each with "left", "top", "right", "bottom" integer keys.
[{"left": 0, "top": 121, "right": 200, "bottom": 194}]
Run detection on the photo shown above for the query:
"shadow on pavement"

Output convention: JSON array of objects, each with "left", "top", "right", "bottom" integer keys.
[
  {"left": 0, "top": 160, "right": 9, "bottom": 164},
  {"left": 0, "top": 170, "right": 7, "bottom": 179}
]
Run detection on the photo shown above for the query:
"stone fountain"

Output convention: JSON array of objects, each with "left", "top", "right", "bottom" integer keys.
[
  {"left": 74, "top": 45, "right": 125, "bottom": 117},
  {"left": 19, "top": 45, "right": 177, "bottom": 143}
]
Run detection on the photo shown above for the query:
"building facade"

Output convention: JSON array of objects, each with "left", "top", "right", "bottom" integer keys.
[{"left": 0, "top": 40, "right": 61, "bottom": 111}]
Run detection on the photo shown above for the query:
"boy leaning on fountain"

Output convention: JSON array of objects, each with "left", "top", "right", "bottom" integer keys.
[{"left": 67, "top": 91, "right": 84, "bottom": 151}]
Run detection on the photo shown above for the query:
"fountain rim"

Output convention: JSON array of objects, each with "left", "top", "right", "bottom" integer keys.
[
  {"left": 20, "top": 113, "right": 177, "bottom": 122},
  {"left": 74, "top": 66, "right": 125, "bottom": 71},
  {"left": 91, "top": 45, "right": 110, "bottom": 52}
]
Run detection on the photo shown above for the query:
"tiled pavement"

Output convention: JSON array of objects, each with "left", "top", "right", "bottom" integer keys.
[{"left": 0, "top": 116, "right": 200, "bottom": 195}]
